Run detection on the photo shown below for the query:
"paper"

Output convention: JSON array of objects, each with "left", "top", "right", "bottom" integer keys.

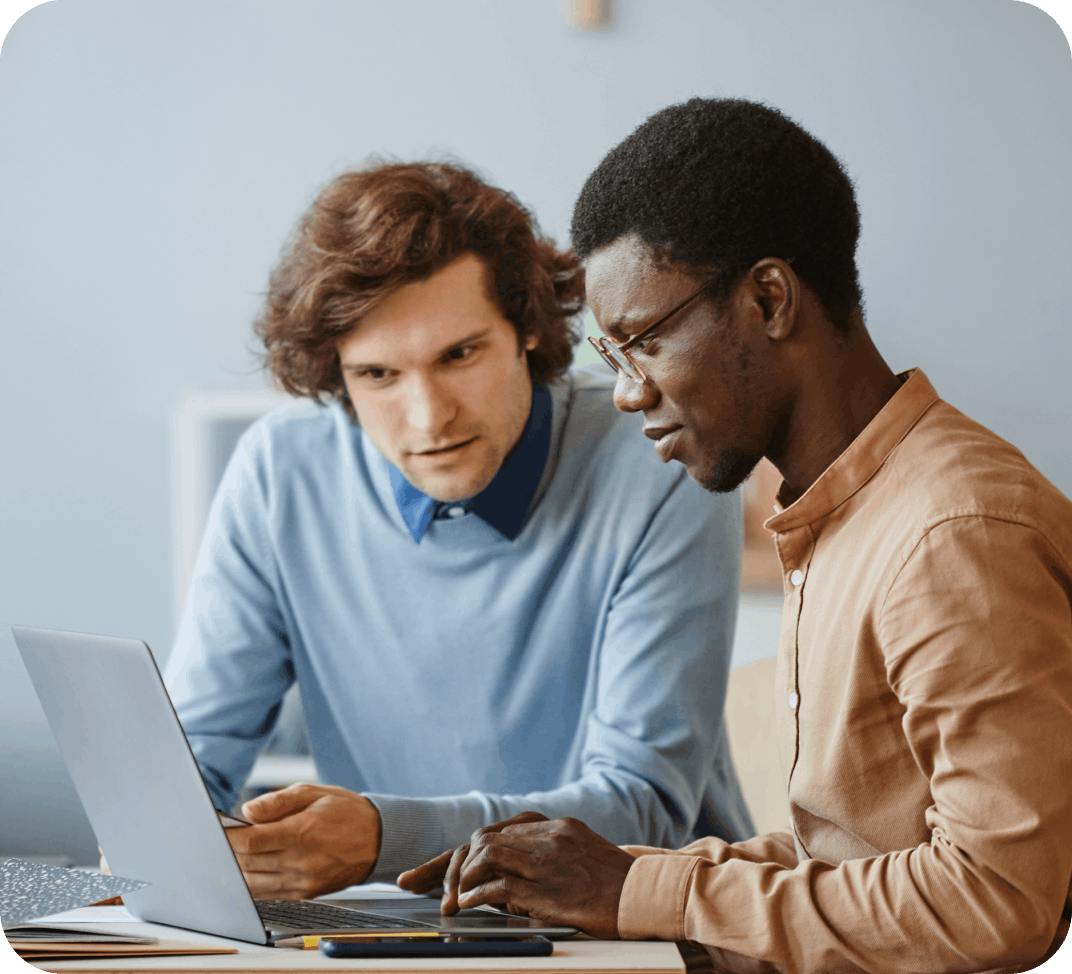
[
  {"left": 24, "top": 906, "right": 139, "bottom": 923},
  {"left": 326, "top": 881, "right": 422, "bottom": 896},
  {"left": 3, "top": 925, "right": 156, "bottom": 943},
  {"left": 0, "top": 858, "right": 149, "bottom": 928},
  {"left": 10, "top": 937, "right": 238, "bottom": 961}
]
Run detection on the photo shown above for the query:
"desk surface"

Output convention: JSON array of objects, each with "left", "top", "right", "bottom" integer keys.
[{"left": 8, "top": 920, "right": 685, "bottom": 974}]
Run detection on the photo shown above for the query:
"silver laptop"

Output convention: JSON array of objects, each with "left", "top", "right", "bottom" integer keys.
[{"left": 12, "top": 626, "right": 578, "bottom": 944}]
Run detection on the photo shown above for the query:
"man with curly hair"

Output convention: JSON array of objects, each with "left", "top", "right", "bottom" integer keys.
[
  {"left": 163, "top": 161, "right": 753, "bottom": 900},
  {"left": 403, "top": 101, "right": 1072, "bottom": 972}
]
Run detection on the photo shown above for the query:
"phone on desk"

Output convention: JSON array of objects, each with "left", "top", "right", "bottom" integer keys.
[{"left": 318, "top": 934, "right": 553, "bottom": 958}]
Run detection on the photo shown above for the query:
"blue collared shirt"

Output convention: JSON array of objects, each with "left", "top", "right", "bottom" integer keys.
[{"left": 390, "top": 385, "right": 553, "bottom": 544}]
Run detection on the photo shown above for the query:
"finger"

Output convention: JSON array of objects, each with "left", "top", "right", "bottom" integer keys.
[
  {"left": 226, "top": 820, "right": 297, "bottom": 855},
  {"left": 396, "top": 849, "right": 453, "bottom": 893},
  {"left": 480, "top": 811, "right": 549, "bottom": 834},
  {"left": 231, "top": 851, "right": 286, "bottom": 873},
  {"left": 241, "top": 782, "right": 318, "bottom": 823},
  {"left": 440, "top": 843, "right": 471, "bottom": 915},
  {"left": 458, "top": 842, "right": 538, "bottom": 895},
  {"left": 457, "top": 874, "right": 540, "bottom": 912},
  {"left": 243, "top": 870, "right": 304, "bottom": 899},
  {"left": 450, "top": 813, "right": 551, "bottom": 883},
  {"left": 462, "top": 824, "right": 553, "bottom": 870}
]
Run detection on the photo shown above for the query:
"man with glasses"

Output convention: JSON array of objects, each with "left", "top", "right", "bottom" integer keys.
[
  {"left": 164, "top": 159, "right": 754, "bottom": 900},
  {"left": 402, "top": 100, "right": 1072, "bottom": 972}
]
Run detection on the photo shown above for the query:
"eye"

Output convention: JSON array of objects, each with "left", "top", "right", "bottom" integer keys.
[
  {"left": 444, "top": 344, "right": 477, "bottom": 363},
  {"left": 355, "top": 367, "right": 392, "bottom": 383}
]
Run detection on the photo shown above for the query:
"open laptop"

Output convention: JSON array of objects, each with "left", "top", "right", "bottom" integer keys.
[{"left": 12, "top": 626, "right": 578, "bottom": 944}]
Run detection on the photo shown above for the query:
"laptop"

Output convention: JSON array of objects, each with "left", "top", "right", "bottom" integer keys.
[{"left": 12, "top": 626, "right": 579, "bottom": 944}]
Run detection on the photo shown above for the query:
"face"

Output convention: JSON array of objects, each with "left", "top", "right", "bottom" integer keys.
[
  {"left": 586, "top": 235, "right": 770, "bottom": 493},
  {"left": 337, "top": 252, "right": 537, "bottom": 503}
]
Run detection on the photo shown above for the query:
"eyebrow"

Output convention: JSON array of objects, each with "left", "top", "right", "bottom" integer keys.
[
  {"left": 339, "top": 327, "right": 494, "bottom": 372},
  {"left": 600, "top": 315, "right": 641, "bottom": 343}
]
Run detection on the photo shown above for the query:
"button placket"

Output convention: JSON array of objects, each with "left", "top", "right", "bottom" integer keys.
[{"left": 780, "top": 526, "right": 816, "bottom": 797}]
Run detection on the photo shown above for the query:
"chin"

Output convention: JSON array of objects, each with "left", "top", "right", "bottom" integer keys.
[
  {"left": 697, "top": 448, "right": 763, "bottom": 495},
  {"left": 411, "top": 468, "right": 497, "bottom": 504},
  {"left": 413, "top": 479, "right": 475, "bottom": 504}
]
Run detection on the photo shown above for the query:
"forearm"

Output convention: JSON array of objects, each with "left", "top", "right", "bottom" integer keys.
[
  {"left": 622, "top": 828, "right": 797, "bottom": 869},
  {"left": 620, "top": 829, "right": 1063, "bottom": 972},
  {"left": 183, "top": 730, "right": 268, "bottom": 814},
  {"left": 366, "top": 772, "right": 696, "bottom": 882}
]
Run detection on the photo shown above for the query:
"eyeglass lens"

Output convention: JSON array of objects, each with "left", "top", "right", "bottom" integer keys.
[{"left": 589, "top": 337, "right": 642, "bottom": 381}]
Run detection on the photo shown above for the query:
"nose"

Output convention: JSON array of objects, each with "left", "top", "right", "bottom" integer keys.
[
  {"left": 612, "top": 370, "right": 659, "bottom": 413},
  {"left": 406, "top": 374, "right": 457, "bottom": 433}
]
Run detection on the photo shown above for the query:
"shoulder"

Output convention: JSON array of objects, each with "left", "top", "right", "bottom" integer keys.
[
  {"left": 892, "top": 399, "right": 1071, "bottom": 536},
  {"left": 884, "top": 398, "right": 1072, "bottom": 578},
  {"left": 227, "top": 399, "right": 352, "bottom": 486},
  {"left": 557, "top": 365, "right": 650, "bottom": 451},
  {"left": 551, "top": 367, "right": 731, "bottom": 517}
]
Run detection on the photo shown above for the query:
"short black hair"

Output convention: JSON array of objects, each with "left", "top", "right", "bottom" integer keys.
[{"left": 571, "top": 98, "right": 863, "bottom": 330}]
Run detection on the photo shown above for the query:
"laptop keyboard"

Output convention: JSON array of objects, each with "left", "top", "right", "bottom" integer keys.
[{"left": 255, "top": 899, "right": 434, "bottom": 931}]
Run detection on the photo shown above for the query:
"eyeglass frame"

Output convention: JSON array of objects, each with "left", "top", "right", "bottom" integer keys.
[{"left": 586, "top": 279, "right": 712, "bottom": 383}]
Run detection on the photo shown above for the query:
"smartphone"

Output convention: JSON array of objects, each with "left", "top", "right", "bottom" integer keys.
[
  {"left": 318, "top": 934, "right": 553, "bottom": 958},
  {"left": 216, "top": 809, "right": 253, "bottom": 828}
]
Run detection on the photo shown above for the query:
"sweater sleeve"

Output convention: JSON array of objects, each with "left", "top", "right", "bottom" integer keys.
[
  {"left": 617, "top": 517, "right": 1072, "bottom": 973},
  {"left": 164, "top": 425, "right": 294, "bottom": 814},
  {"left": 366, "top": 476, "right": 752, "bottom": 880}
]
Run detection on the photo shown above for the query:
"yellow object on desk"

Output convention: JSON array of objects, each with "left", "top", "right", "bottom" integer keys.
[{"left": 275, "top": 932, "right": 444, "bottom": 949}]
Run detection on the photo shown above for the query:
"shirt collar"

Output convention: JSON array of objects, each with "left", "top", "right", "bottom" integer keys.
[
  {"left": 389, "top": 384, "right": 553, "bottom": 543},
  {"left": 764, "top": 368, "right": 940, "bottom": 534}
]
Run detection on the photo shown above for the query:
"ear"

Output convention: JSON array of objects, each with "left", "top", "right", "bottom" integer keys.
[
  {"left": 523, "top": 331, "right": 539, "bottom": 352},
  {"left": 748, "top": 258, "right": 799, "bottom": 341}
]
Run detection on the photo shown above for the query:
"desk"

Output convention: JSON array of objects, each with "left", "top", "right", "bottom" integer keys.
[{"left": 11, "top": 919, "right": 685, "bottom": 974}]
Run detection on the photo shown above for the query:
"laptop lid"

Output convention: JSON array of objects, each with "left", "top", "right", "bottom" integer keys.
[
  {"left": 12, "top": 626, "right": 270, "bottom": 943},
  {"left": 13, "top": 627, "right": 579, "bottom": 941}
]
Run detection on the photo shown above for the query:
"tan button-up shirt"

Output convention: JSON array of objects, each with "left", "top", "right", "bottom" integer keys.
[{"left": 617, "top": 370, "right": 1072, "bottom": 973}]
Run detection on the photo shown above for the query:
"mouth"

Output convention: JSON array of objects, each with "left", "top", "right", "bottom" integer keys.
[
  {"left": 643, "top": 425, "right": 684, "bottom": 463},
  {"left": 409, "top": 437, "right": 478, "bottom": 459}
]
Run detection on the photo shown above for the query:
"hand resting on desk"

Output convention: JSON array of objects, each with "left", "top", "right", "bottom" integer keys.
[
  {"left": 225, "top": 783, "right": 382, "bottom": 899},
  {"left": 397, "top": 811, "right": 634, "bottom": 940}
]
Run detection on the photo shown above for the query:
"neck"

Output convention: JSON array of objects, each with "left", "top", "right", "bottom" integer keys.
[{"left": 767, "top": 313, "right": 901, "bottom": 503}]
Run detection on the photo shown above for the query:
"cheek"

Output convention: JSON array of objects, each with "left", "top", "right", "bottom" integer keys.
[{"left": 352, "top": 396, "right": 405, "bottom": 451}]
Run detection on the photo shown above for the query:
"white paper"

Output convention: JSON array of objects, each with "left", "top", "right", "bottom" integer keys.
[
  {"left": 320, "top": 882, "right": 422, "bottom": 899},
  {"left": 27, "top": 906, "right": 139, "bottom": 924}
]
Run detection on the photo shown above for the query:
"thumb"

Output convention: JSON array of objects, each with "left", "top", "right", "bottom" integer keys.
[{"left": 242, "top": 783, "right": 318, "bottom": 823}]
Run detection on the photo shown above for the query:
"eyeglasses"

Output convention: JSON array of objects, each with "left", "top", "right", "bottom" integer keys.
[{"left": 587, "top": 281, "right": 710, "bottom": 383}]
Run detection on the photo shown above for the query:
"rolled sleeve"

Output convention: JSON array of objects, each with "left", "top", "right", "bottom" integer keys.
[{"left": 619, "top": 854, "right": 699, "bottom": 941}]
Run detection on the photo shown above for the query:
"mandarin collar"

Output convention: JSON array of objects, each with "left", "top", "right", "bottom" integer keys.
[
  {"left": 764, "top": 369, "right": 940, "bottom": 534},
  {"left": 389, "top": 384, "right": 553, "bottom": 543}
]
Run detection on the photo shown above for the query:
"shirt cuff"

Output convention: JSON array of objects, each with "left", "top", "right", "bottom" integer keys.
[
  {"left": 362, "top": 794, "right": 447, "bottom": 883},
  {"left": 618, "top": 853, "right": 701, "bottom": 941}
]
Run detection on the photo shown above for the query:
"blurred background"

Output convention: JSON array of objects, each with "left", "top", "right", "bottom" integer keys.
[{"left": 1, "top": 0, "right": 1069, "bottom": 864}]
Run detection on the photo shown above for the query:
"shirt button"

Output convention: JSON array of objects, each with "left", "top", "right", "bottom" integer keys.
[
  {"left": 789, "top": 692, "right": 799, "bottom": 710},
  {"left": 790, "top": 569, "right": 804, "bottom": 586},
  {"left": 446, "top": 506, "right": 465, "bottom": 518}
]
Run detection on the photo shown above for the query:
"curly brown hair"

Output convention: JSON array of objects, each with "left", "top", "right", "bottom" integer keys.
[{"left": 254, "top": 161, "right": 584, "bottom": 412}]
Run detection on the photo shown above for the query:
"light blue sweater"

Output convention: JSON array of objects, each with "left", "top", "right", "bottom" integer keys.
[{"left": 164, "top": 368, "right": 753, "bottom": 881}]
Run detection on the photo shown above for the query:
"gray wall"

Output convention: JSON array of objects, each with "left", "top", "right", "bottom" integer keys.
[{"left": 1, "top": 0, "right": 1069, "bottom": 864}]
